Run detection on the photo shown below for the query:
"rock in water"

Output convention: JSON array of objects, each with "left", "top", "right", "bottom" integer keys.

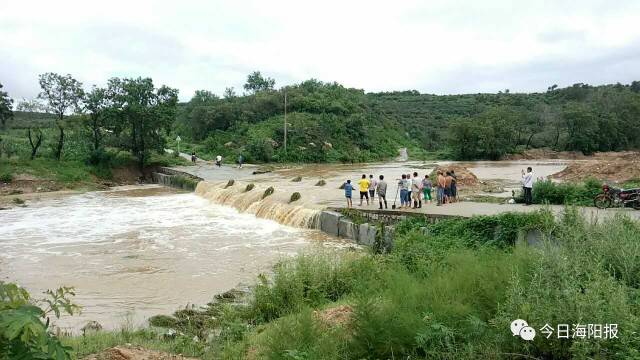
[{"left": 289, "top": 192, "right": 301, "bottom": 203}]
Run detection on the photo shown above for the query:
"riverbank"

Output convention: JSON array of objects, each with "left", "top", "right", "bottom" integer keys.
[
  {"left": 0, "top": 153, "right": 190, "bottom": 208},
  {"left": 61, "top": 207, "right": 640, "bottom": 359}
]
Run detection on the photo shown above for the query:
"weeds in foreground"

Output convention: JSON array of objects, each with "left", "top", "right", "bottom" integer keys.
[{"left": 64, "top": 209, "right": 640, "bottom": 359}]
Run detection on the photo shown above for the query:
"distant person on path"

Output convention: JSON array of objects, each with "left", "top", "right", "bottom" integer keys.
[
  {"left": 216, "top": 155, "right": 222, "bottom": 167},
  {"left": 412, "top": 172, "right": 422, "bottom": 208},
  {"left": 406, "top": 173, "right": 412, "bottom": 202},
  {"left": 444, "top": 172, "right": 453, "bottom": 204},
  {"left": 191, "top": 151, "right": 196, "bottom": 163},
  {"left": 358, "top": 174, "right": 370, "bottom": 206},
  {"left": 436, "top": 171, "right": 446, "bottom": 206},
  {"left": 450, "top": 170, "right": 458, "bottom": 202},
  {"left": 422, "top": 175, "right": 432, "bottom": 203},
  {"left": 398, "top": 174, "right": 410, "bottom": 209},
  {"left": 522, "top": 167, "right": 534, "bottom": 205},
  {"left": 237, "top": 154, "right": 244, "bottom": 168},
  {"left": 344, "top": 180, "right": 356, "bottom": 208},
  {"left": 377, "top": 175, "right": 388, "bottom": 209},
  {"left": 368, "top": 174, "right": 377, "bottom": 200}
]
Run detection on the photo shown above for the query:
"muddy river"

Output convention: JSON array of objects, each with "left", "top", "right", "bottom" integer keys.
[{"left": 0, "top": 185, "right": 336, "bottom": 332}]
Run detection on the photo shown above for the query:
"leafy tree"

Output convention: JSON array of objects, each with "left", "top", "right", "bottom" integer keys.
[
  {"left": 224, "top": 87, "right": 237, "bottom": 99},
  {"left": 562, "top": 102, "right": 598, "bottom": 154},
  {"left": 37, "top": 73, "right": 84, "bottom": 160},
  {"left": 631, "top": 80, "right": 640, "bottom": 93},
  {"left": 16, "top": 98, "right": 49, "bottom": 113},
  {"left": 0, "top": 83, "right": 13, "bottom": 129},
  {"left": 243, "top": 71, "right": 275, "bottom": 94},
  {"left": 83, "top": 86, "right": 109, "bottom": 152},
  {"left": 106, "top": 77, "right": 178, "bottom": 170},
  {"left": 0, "top": 282, "right": 79, "bottom": 360},
  {"left": 27, "top": 127, "right": 44, "bottom": 160}
]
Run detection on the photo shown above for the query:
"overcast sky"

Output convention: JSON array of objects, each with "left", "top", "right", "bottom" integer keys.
[{"left": 1, "top": 0, "right": 639, "bottom": 101}]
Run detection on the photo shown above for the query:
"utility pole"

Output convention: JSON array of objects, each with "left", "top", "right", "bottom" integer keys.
[{"left": 283, "top": 89, "right": 287, "bottom": 153}]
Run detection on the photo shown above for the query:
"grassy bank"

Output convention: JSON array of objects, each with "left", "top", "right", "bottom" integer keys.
[
  {"left": 58, "top": 209, "right": 640, "bottom": 359},
  {"left": 516, "top": 178, "right": 640, "bottom": 206}
]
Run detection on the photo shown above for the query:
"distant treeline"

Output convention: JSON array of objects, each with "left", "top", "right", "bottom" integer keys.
[
  {"left": 4, "top": 73, "right": 640, "bottom": 163},
  {"left": 175, "top": 77, "right": 640, "bottom": 162}
]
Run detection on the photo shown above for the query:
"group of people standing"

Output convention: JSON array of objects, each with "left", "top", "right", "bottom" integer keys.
[{"left": 343, "top": 170, "right": 459, "bottom": 209}]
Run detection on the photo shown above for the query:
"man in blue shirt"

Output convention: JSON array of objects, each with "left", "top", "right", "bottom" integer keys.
[{"left": 344, "top": 179, "right": 355, "bottom": 208}]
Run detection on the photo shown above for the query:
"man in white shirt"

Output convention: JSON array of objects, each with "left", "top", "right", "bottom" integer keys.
[
  {"left": 521, "top": 167, "right": 534, "bottom": 205},
  {"left": 216, "top": 155, "right": 222, "bottom": 167}
]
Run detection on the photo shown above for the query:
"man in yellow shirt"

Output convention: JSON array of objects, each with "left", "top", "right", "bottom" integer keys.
[{"left": 358, "top": 174, "right": 370, "bottom": 206}]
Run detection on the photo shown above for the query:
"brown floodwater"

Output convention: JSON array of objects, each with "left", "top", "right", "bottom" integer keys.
[{"left": 0, "top": 185, "right": 340, "bottom": 332}]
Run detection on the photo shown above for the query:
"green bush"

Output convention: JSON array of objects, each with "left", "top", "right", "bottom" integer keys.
[
  {"left": 0, "top": 282, "right": 79, "bottom": 360},
  {"left": 532, "top": 178, "right": 602, "bottom": 205},
  {"left": 0, "top": 172, "right": 12, "bottom": 183}
]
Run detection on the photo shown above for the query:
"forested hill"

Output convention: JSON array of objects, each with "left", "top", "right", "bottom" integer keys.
[{"left": 175, "top": 79, "right": 640, "bottom": 162}]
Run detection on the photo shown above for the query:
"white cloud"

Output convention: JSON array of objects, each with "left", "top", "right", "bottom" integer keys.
[{"left": 1, "top": 0, "right": 639, "bottom": 101}]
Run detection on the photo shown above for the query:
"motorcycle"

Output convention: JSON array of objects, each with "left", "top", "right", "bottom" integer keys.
[{"left": 593, "top": 184, "right": 640, "bottom": 210}]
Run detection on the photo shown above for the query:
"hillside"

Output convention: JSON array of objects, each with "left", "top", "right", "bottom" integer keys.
[{"left": 173, "top": 81, "right": 640, "bottom": 162}]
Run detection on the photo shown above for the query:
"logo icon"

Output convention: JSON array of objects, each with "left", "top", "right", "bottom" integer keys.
[{"left": 511, "top": 319, "right": 536, "bottom": 341}]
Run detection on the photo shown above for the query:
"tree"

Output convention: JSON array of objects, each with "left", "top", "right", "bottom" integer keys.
[
  {"left": 16, "top": 98, "right": 49, "bottom": 113},
  {"left": 224, "top": 87, "right": 237, "bottom": 99},
  {"left": 37, "top": 73, "right": 84, "bottom": 160},
  {"left": 83, "top": 86, "right": 108, "bottom": 152},
  {"left": 106, "top": 77, "right": 178, "bottom": 170},
  {"left": 0, "top": 82, "right": 13, "bottom": 129},
  {"left": 243, "top": 71, "right": 275, "bottom": 94},
  {"left": 27, "top": 127, "right": 43, "bottom": 160},
  {"left": 562, "top": 102, "right": 598, "bottom": 154}
]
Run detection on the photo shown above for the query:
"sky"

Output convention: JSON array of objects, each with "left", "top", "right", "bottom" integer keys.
[{"left": 1, "top": 0, "right": 640, "bottom": 102}]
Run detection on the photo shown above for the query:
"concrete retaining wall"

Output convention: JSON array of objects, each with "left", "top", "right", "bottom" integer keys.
[
  {"left": 152, "top": 168, "right": 203, "bottom": 191},
  {"left": 318, "top": 208, "right": 461, "bottom": 249}
]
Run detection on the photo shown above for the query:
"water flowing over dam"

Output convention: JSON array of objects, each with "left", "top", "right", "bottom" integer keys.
[
  {"left": 0, "top": 185, "right": 337, "bottom": 331},
  {"left": 195, "top": 181, "right": 322, "bottom": 229}
]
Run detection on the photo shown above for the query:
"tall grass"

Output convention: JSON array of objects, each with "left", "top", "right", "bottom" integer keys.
[{"left": 68, "top": 210, "right": 640, "bottom": 359}]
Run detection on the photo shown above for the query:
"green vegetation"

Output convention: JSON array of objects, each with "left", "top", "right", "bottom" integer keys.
[
  {"left": 1, "top": 73, "right": 187, "bottom": 193},
  {"left": 4, "top": 74, "right": 640, "bottom": 167},
  {"left": 529, "top": 178, "right": 602, "bottom": 206},
  {"left": 0, "top": 282, "right": 79, "bottom": 360},
  {"left": 63, "top": 209, "right": 640, "bottom": 359}
]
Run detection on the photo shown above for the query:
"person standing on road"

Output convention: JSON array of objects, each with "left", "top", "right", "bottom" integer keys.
[
  {"left": 399, "top": 174, "right": 409, "bottom": 209},
  {"left": 437, "top": 171, "right": 446, "bottom": 206},
  {"left": 358, "top": 174, "right": 370, "bottom": 206},
  {"left": 422, "top": 175, "right": 432, "bottom": 204},
  {"left": 522, "top": 167, "right": 534, "bottom": 205},
  {"left": 376, "top": 175, "right": 388, "bottom": 209},
  {"left": 216, "top": 155, "right": 222, "bottom": 167},
  {"left": 368, "top": 174, "right": 377, "bottom": 200},
  {"left": 237, "top": 154, "right": 244, "bottom": 168},
  {"left": 412, "top": 172, "right": 422, "bottom": 208},
  {"left": 191, "top": 151, "right": 197, "bottom": 163},
  {"left": 344, "top": 179, "right": 356, "bottom": 208},
  {"left": 444, "top": 172, "right": 453, "bottom": 204},
  {"left": 450, "top": 170, "right": 458, "bottom": 203}
]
